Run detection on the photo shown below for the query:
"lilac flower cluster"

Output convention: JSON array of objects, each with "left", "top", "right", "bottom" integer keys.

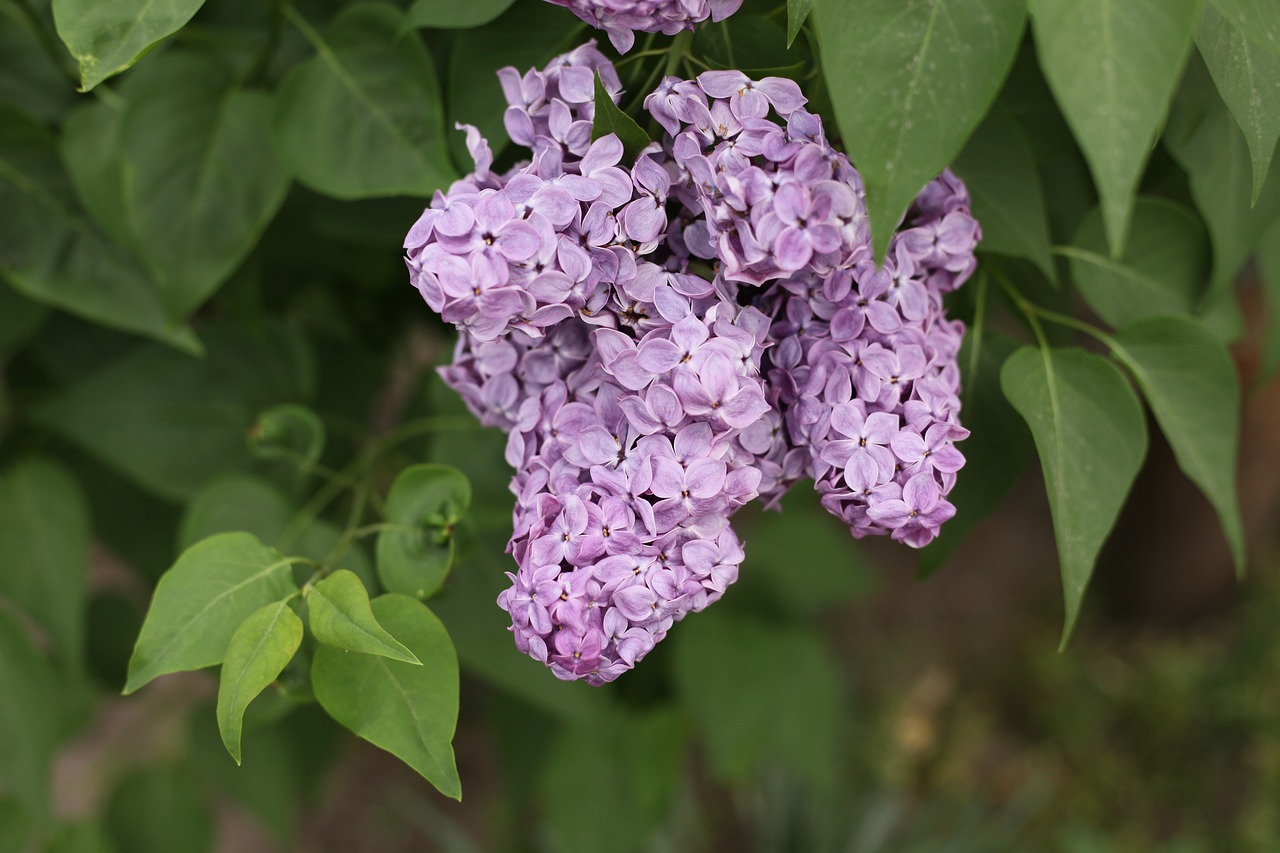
[
  {"left": 404, "top": 45, "right": 980, "bottom": 684},
  {"left": 546, "top": 0, "right": 744, "bottom": 53}
]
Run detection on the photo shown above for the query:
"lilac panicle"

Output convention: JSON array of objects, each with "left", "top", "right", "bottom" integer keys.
[{"left": 406, "top": 45, "right": 981, "bottom": 684}]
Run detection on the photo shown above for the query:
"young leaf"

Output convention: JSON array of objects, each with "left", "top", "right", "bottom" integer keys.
[
  {"left": 124, "top": 532, "right": 298, "bottom": 694},
  {"left": 377, "top": 464, "right": 471, "bottom": 599},
  {"left": 307, "top": 570, "right": 421, "bottom": 665},
  {"left": 407, "top": 0, "right": 516, "bottom": 28},
  {"left": 274, "top": 2, "right": 456, "bottom": 199},
  {"left": 591, "top": 71, "right": 651, "bottom": 162},
  {"left": 312, "top": 594, "right": 461, "bottom": 799},
  {"left": 1165, "top": 55, "right": 1280, "bottom": 301},
  {"left": 1107, "top": 317, "right": 1246, "bottom": 576},
  {"left": 1000, "top": 347, "right": 1147, "bottom": 645},
  {"left": 217, "top": 599, "right": 303, "bottom": 765},
  {"left": 1209, "top": 0, "right": 1280, "bottom": 58},
  {"left": 1064, "top": 198, "right": 1210, "bottom": 332},
  {"left": 0, "top": 457, "right": 89, "bottom": 663},
  {"left": 952, "top": 106, "right": 1056, "bottom": 282},
  {"left": 1027, "top": 0, "right": 1200, "bottom": 256},
  {"left": 813, "top": 0, "right": 1026, "bottom": 262},
  {"left": 246, "top": 403, "right": 326, "bottom": 468},
  {"left": 1196, "top": 5, "right": 1280, "bottom": 205},
  {"left": 51, "top": 0, "right": 206, "bottom": 91},
  {"left": 787, "top": 0, "right": 811, "bottom": 47}
]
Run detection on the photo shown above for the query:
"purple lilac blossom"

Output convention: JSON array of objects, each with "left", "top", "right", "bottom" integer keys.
[
  {"left": 405, "top": 47, "right": 980, "bottom": 684},
  {"left": 545, "top": 0, "right": 744, "bottom": 53}
]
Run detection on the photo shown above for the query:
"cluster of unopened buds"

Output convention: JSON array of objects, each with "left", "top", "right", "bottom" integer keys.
[{"left": 404, "top": 35, "right": 980, "bottom": 684}]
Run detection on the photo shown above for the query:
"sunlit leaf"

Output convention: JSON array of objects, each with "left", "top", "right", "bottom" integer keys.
[
  {"left": 217, "top": 599, "right": 303, "bottom": 765},
  {"left": 308, "top": 570, "right": 420, "bottom": 665}
]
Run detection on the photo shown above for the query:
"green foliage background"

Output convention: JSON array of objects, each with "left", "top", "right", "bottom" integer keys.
[{"left": 2, "top": 0, "right": 1280, "bottom": 849}]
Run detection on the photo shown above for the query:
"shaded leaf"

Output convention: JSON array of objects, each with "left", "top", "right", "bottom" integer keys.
[
  {"left": 1065, "top": 198, "right": 1212, "bottom": 331},
  {"left": 1108, "top": 317, "right": 1245, "bottom": 575},
  {"left": 0, "top": 457, "right": 89, "bottom": 663},
  {"left": 814, "top": 0, "right": 1025, "bottom": 261},
  {"left": 407, "top": 0, "right": 516, "bottom": 28},
  {"left": 48, "top": 823, "right": 119, "bottom": 853},
  {"left": 51, "top": 0, "right": 206, "bottom": 91},
  {"left": 274, "top": 2, "right": 455, "bottom": 199},
  {"left": 1165, "top": 54, "right": 1280, "bottom": 300},
  {"left": 1028, "top": 0, "right": 1199, "bottom": 255},
  {"left": 104, "top": 766, "right": 211, "bottom": 853},
  {"left": 1209, "top": 0, "right": 1280, "bottom": 58},
  {"left": 953, "top": 105, "right": 1055, "bottom": 281},
  {"left": 0, "top": 281, "right": 46, "bottom": 353},
  {"left": 0, "top": 611, "right": 62, "bottom": 821},
  {"left": 246, "top": 403, "right": 325, "bottom": 468},
  {"left": 1000, "top": 347, "right": 1147, "bottom": 644},
  {"left": 125, "top": 532, "right": 298, "bottom": 694},
  {"left": 787, "top": 0, "right": 811, "bottom": 47},
  {"left": 1196, "top": 5, "right": 1280, "bottom": 205},
  {"left": 308, "top": 570, "right": 420, "bottom": 664},
  {"left": 377, "top": 464, "right": 471, "bottom": 599},
  {"left": 312, "top": 594, "right": 461, "bottom": 799},
  {"left": 217, "top": 599, "right": 303, "bottom": 765},
  {"left": 591, "top": 71, "right": 651, "bottom": 162}
]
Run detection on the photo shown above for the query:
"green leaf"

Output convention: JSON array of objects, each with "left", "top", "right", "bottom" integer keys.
[
  {"left": 407, "top": 0, "right": 516, "bottom": 28},
  {"left": 0, "top": 106, "right": 195, "bottom": 351},
  {"left": 312, "top": 594, "right": 461, "bottom": 799},
  {"left": 60, "top": 99, "right": 136, "bottom": 250},
  {"left": 671, "top": 610, "right": 845, "bottom": 786},
  {"left": 591, "top": 71, "right": 652, "bottom": 162},
  {"left": 114, "top": 52, "right": 289, "bottom": 320},
  {"left": 1107, "top": 317, "right": 1245, "bottom": 576},
  {"left": 0, "top": 5, "right": 75, "bottom": 122},
  {"left": 1165, "top": 54, "right": 1280, "bottom": 300},
  {"left": 377, "top": 464, "right": 471, "bottom": 599},
  {"left": 0, "top": 457, "right": 89, "bottom": 663},
  {"left": 48, "top": 823, "right": 119, "bottom": 853},
  {"left": 308, "top": 570, "right": 421, "bottom": 665},
  {"left": 1196, "top": 6, "right": 1280, "bottom": 205},
  {"left": 918, "top": 329, "right": 1033, "bottom": 574},
  {"left": 0, "top": 611, "right": 63, "bottom": 821},
  {"left": 246, "top": 403, "right": 325, "bottom": 468},
  {"left": 0, "top": 280, "right": 46, "bottom": 353},
  {"left": 124, "top": 532, "right": 298, "bottom": 694},
  {"left": 104, "top": 766, "right": 212, "bottom": 853},
  {"left": 813, "top": 0, "right": 1026, "bottom": 261},
  {"left": 51, "top": 0, "right": 206, "bottom": 91},
  {"left": 217, "top": 599, "right": 303, "bottom": 765},
  {"left": 1064, "top": 198, "right": 1212, "bottom": 332},
  {"left": 1000, "top": 347, "right": 1147, "bottom": 645},
  {"left": 787, "top": 0, "right": 811, "bottom": 47},
  {"left": 1259, "top": 218, "right": 1280, "bottom": 381},
  {"left": 274, "top": 2, "right": 455, "bottom": 199},
  {"left": 952, "top": 105, "right": 1056, "bottom": 282},
  {"left": 32, "top": 321, "right": 314, "bottom": 501},
  {"left": 1027, "top": 0, "right": 1200, "bottom": 256},
  {"left": 1208, "top": 0, "right": 1280, "bottom": 58}
]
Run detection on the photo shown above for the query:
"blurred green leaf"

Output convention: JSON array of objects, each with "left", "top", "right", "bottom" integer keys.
[
  {"left": 1001, "top": 347, "right": 1147, "bottom": 645},
  {"left": 1259, "top": 218, "right": 1280, "bottom": 381},
  {"left": 0, "top": 456, "right": 89, "bottom": 663},
  {"left": 51, "top": 0, "right": 206, "bottom": 91},
  {"left": 0, "top": 281, "right": 46, "bottom": 352},
  {"left": 696, "top": 10, "right": 805, "bottom": 76},
  {"left": 814, "top": 0, "right": 1025, "bottom": 261},
  {"left": 125, "top": 532, "right": 298, "bottom": 694},
  {"left": 787, "top": 0, "right": 811, "bottom": 47},
  {"left": 0, "top": 799, "right": 35, "bottom": 853},
  {"left": 407, "top": 0, "right": 516, "bottom": 28},
  {"left": 113, "top": 52, "right": 289, "bottom": 320},
  {"left": 953, "top": 106, "right": 1056, "bottom": 282},
  {"left": 919, "top": 329, "right": 1033, "bottom": 574},
  {"left": 1164, "top": 54, "right": 1280, "bottom": 300},
  {"left": 48, "top": 823, "right": 119, "bottom": 853},
  {"left": 1208, "top": 0, "right": 1280, "bottom": 58},
  {"left": 377, "top": 464, "right": 471, "bottom": 600},
  {"left": 246, "top": 403, "right": 325, "bottom": 468},
  {"left": 592, "top": 71, "right": 652, "bottom": 162},
  {"left": 312, "top": 594, "right": 461, "bottom": 799},
  {"left": 60, "top": 100, "right": 135, "bottom": 250},
  {"left": 33, "top": 321, "right": 314, "bottom": 501},
  {"left": 1108, "top": 317, "right": 1245, "bottom": 576},
  {"left": 1197, "top": 5, "right": 1280, "bottom": 204},
  {"left": 104, "top": 765, "right": 211, "bottom": 853},
  {"left": 672, "top": 610, "right": 846, "bottom": 787},
  {"left": 308, "top": 569, "right": 420, "bottom": 664},
  {"left": 0, "top": 8, "right": 75, "bottom": 122},
  {"left": 1028, "top": 0, "right": 1199, "bottom": 256},
  {"left": 0, "top": 611, "right": 62, "bottom": 822},
  {"left": 1065, "top": 198, "right": 1212, "bottom": 332},
  {"left": 274, "top": 2, "right": 455, "bottom": 199},
  {"left": 217, "top": 599, "right": 303, "bottom": 765}
]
